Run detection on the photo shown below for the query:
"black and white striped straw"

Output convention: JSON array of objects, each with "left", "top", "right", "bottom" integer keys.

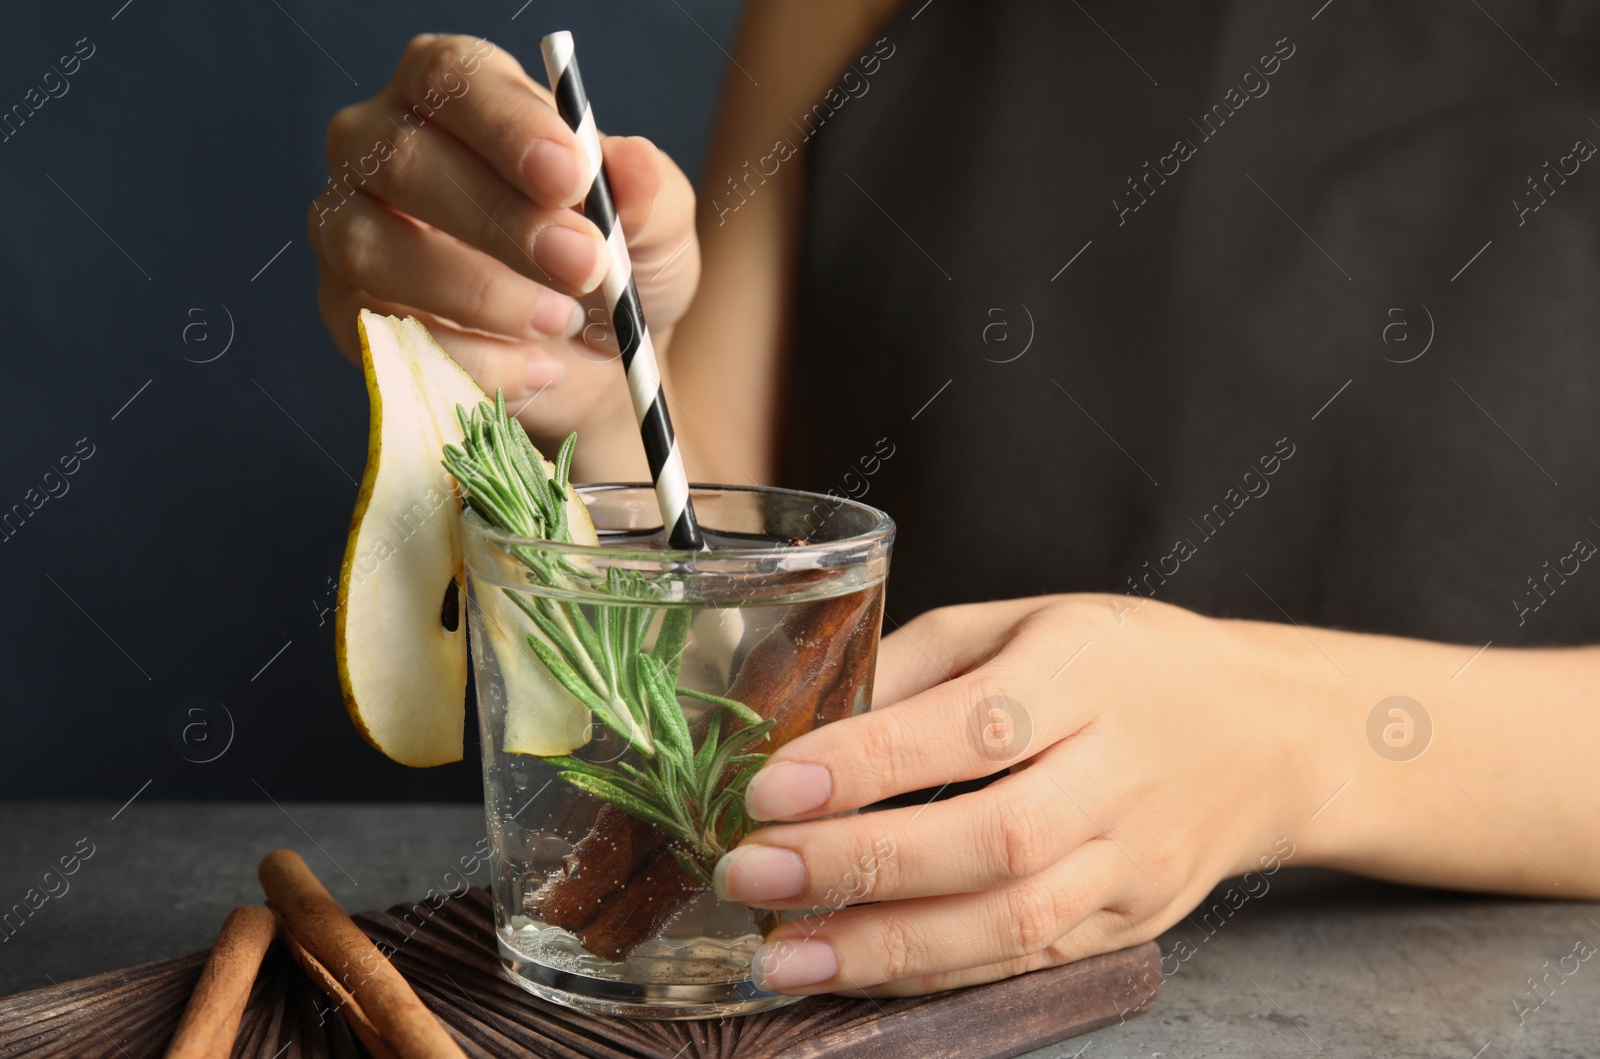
[{"left": 540, "top": 30, "right": 704, "bottom": 552}]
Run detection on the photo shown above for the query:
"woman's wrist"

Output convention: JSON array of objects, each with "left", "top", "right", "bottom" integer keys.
[{"left": 1216, "top": 613, "right": 1360, "bottom": 874}]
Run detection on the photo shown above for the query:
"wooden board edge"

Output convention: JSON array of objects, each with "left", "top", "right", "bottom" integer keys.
[{"left": 769, "top": 941, "right": 1163, "bottom": 1059}]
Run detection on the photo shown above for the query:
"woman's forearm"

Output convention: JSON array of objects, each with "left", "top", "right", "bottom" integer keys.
[
  {"left": 1279, "top": 623, "right": 1600, "bottom": 897},
  {"left": 651, "top": 0, "right": 902, "bottom": 485}
]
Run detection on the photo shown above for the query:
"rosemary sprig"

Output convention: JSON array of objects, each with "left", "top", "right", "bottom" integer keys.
[{"left": 443, "top": 392, "right": 771, "bottom": 883}]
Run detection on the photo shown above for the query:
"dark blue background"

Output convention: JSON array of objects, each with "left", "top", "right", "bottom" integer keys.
[{"left": 0, "top": 1, "right": 741, "bottom": 800}]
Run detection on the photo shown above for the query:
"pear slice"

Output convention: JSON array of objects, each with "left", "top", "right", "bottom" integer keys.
[
  {"left": 336, "top": 309, "right": 597, "bottom": 767},
  {"left": 477, "top": 584, "right": 594, "bottom": 757}
]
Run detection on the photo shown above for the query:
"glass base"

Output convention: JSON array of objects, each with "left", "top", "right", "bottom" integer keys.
[{"left": 497, "top": 937, "right": 803, "bottom": 1020}]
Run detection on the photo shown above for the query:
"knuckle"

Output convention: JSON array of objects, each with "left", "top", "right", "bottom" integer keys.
[
  {"left": 901, "top": 604, "right": 966, "bottom": 649},
  {"left": 876, "top": 913, "right": 921, "bottom": 982},
  {"left": 402, "top": 33, "right": 439, "bottom": 62},
  {"left": 479, "top": 181, "right": 531, "bottom": 252},
  {"left": 991, "top": 796, "right": 1055, "bottom": 881},
  {"left": 325, "top": 103, "right": 364, "bottom": 163},
  {"left": 410, "top": 37, "right": 475, "bottom": 104},
  {"left": 834, "top": 829, "right": 899, "bottom": 903},
  {"left": 462, "top": 266, "right": 503, "bottom": 327},
  {"left": 958, "top": 670, "right": 1022, "bottom": 732},
  {"left": 362, "top": 124, "right": 413, "bottom": 197},
  {"left": 854, "top": 714, "right": 911, "bottom": 795},
  {"left": 1002, "top": 882, "right": 1064, "bottom": 958},
  {"left": 1023, "top": 599, "right": 1107, "bottom": 641},
  {"left": 323, "top": 203, "right": 379, "bottom": 284}
]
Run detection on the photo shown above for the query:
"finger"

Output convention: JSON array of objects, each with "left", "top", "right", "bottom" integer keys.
[
  {"left": 605, "top": 136, "right": 700, "bottom": 323},
  {"left": 315, "top": 273, "right": 560, "bottom": 398},
  {"left": 747, "top": 649, "right": 1078, "bottom": 821},
  {"left": 598, "top": 136, "right": 660, "bottom": 240},
  {"left": 604, "top": 137, "right": 695, "bottom": 267},
  {"left": 387, "top": 35, "right": 588, "bottom": 208},
  {"left": 844, "top": 908, "right": 1139, "bottom": 998},
  {"left": 750, "top": 840, "right": 1123, "bottom": 994},
  {"left": 871, "top": 599, "right": 1043, "bottom": 708},
  {"left": 346, "top": 106, "right": 607, "bottom": 294},
  {"left": 716, "top": 765, "right": 1101, "bottom": 908},
  {"left": 314, "top": 191, "right": 583, "bottom": 343}
]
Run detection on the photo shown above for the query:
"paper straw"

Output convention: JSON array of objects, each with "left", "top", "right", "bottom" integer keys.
[{"left": 540, "top": 31, "right": 704, "bottom": 551}]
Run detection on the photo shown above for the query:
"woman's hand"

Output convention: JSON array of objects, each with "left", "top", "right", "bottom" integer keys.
[
  {"left": 713, "top": 595, "right": 1329, "bottom": 997},
  {"left": 308, "top": 34, "right": 700, "bottom": 455}
]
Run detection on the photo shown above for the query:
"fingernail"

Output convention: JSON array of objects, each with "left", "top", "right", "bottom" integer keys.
[
  {"left": 524, "top": 354, "right": 564, "bottom": 391},
  {"left": 533, "top": 224, "right": 608, "bottom": 292},
  {"left": 523, "top": 138, "right": 583, "bottom": 205},
  {"left": 752, "top": 939, "right": 838, "bottom": 992},
  {"left": 713, "top": 845, "right": 806, "bottom": 903},
  {"left": 530, "top": 291, "right": 582, "bottom": 338},
  {"left": 746, "top": 762, "right": 831, "bottom": 820}
]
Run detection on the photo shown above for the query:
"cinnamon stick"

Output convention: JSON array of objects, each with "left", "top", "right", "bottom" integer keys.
[
  {"left": 532, "top": 583, "right": 886, "bottom": 959},
  {"left": 278, "top": 923, "right": 398, "bottom": 1059},
  {"left": 164, "top": 905, "right": 277, "bottom": 1059},
  {"left": 816, "top": 580, "right": 885, "bottom": 727},
  {"left": 258, "top": 849, "right": 464, "bottom": 1059},
  {"left": 528, "top": 805, "right": 669, "bottom": 930},
  {"left": 725, "top": 584, "right": 881, "bottom": 743},
  {"left": 577, "top": 848, "right": 699, "bottom": 961},
  {"left": 530, "top": 586, "right": 877, "bottom": 934}
]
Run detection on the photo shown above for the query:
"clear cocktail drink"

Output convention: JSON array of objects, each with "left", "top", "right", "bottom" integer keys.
[{"left": 463, "top": 484, "right": 893, "bottom": 1018}]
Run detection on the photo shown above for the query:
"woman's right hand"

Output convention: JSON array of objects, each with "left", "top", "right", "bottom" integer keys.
[{"left": 308, "top": 34, "right": 700, "bottom": 447}]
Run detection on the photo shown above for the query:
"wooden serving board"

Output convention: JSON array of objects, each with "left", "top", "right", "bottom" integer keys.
[{"left": 0, "top": 887, "right": 1160, "bottom": 1058}]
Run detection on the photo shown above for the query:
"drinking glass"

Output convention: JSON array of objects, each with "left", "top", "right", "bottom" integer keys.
[{"left": 462, "top": 484, "right": 893, "bottom": 1018}]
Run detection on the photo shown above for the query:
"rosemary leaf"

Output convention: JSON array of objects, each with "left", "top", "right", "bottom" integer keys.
[
  {"left": 503, "top": 417, "right": 544, "bottom": 515},
  {"left": 556, "top": 772, "right": 684, "bottom": 836},
  {"left": 553, "top": 432, "right": 576, "bottom": 500},
  {"left": 707, "top": 783, "right": 748, "bottom": 822},
  {"left": 523, "top": 632, "right": 646, "bottom": 752},
  {"left": 651, "top": 608, "right": 692, "bottom": 685},
  {"left": 510, "top": 596, "right": 600, "bottom": 696},
  {"left": 557, "top": 601, "right": 608, "bottom": 689},
  {"left": 615, "top": 759, "right": 657, "bottom": 788},
  {"left": 597, "top": 593, "right": 619, "bottom": 691},
  {"left": 693, "top": 712, "right": 722, "bottom": 776},
  {"left": 543, "top": 755, "right": 622, "bottom": 782},
  {"left": 517, "top": 631, "right": 607, "bottom": 715},
  {"left": 668, "top": 845, "right": 713, "bottom": 887},
  {"left": 717, "top": 799, "right": 752, "bottom": 850},
  {"left": 487, "top": 398, "right": 538, "bottom": 531},
  {"left": 548, "top": 433, "right": 575, "bottom": 542},
  {"left": 718, "top": 717, "right": 777, "bottom": 755},
  {"left": 638, "top": 654, "right": 693, "bottom": 764},
  {"left": 520, "top": 411, "right": 554, "bottom": 497},
  {"left": 706, "top": 720, "right": 775, "bottom": 787},
  {"left": 674, "top": 685, "right": 767, "bottom": 728}
]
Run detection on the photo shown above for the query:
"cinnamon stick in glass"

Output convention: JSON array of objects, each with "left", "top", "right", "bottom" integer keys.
[{"left": 532, "top": 583, "right": 885, "bottom": 958}]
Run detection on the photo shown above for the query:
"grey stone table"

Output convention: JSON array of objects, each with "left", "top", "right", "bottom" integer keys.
[{"left": 1, "top": 801, "right": 1596, "bottom": 1058}]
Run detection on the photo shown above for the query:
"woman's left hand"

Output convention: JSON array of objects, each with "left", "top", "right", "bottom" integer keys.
[{"left": 713, "top": 594, "right": 1330, "bottom": 997}]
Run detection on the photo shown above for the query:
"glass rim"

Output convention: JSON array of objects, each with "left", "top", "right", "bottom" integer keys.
[{"left": 461, "top": 481, "right": 895, "bottom": 564}]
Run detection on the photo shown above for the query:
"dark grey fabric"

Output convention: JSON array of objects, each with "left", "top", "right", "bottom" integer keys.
[{"left": 784, "top": 0, "right": 1600, "bottom": 648}]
